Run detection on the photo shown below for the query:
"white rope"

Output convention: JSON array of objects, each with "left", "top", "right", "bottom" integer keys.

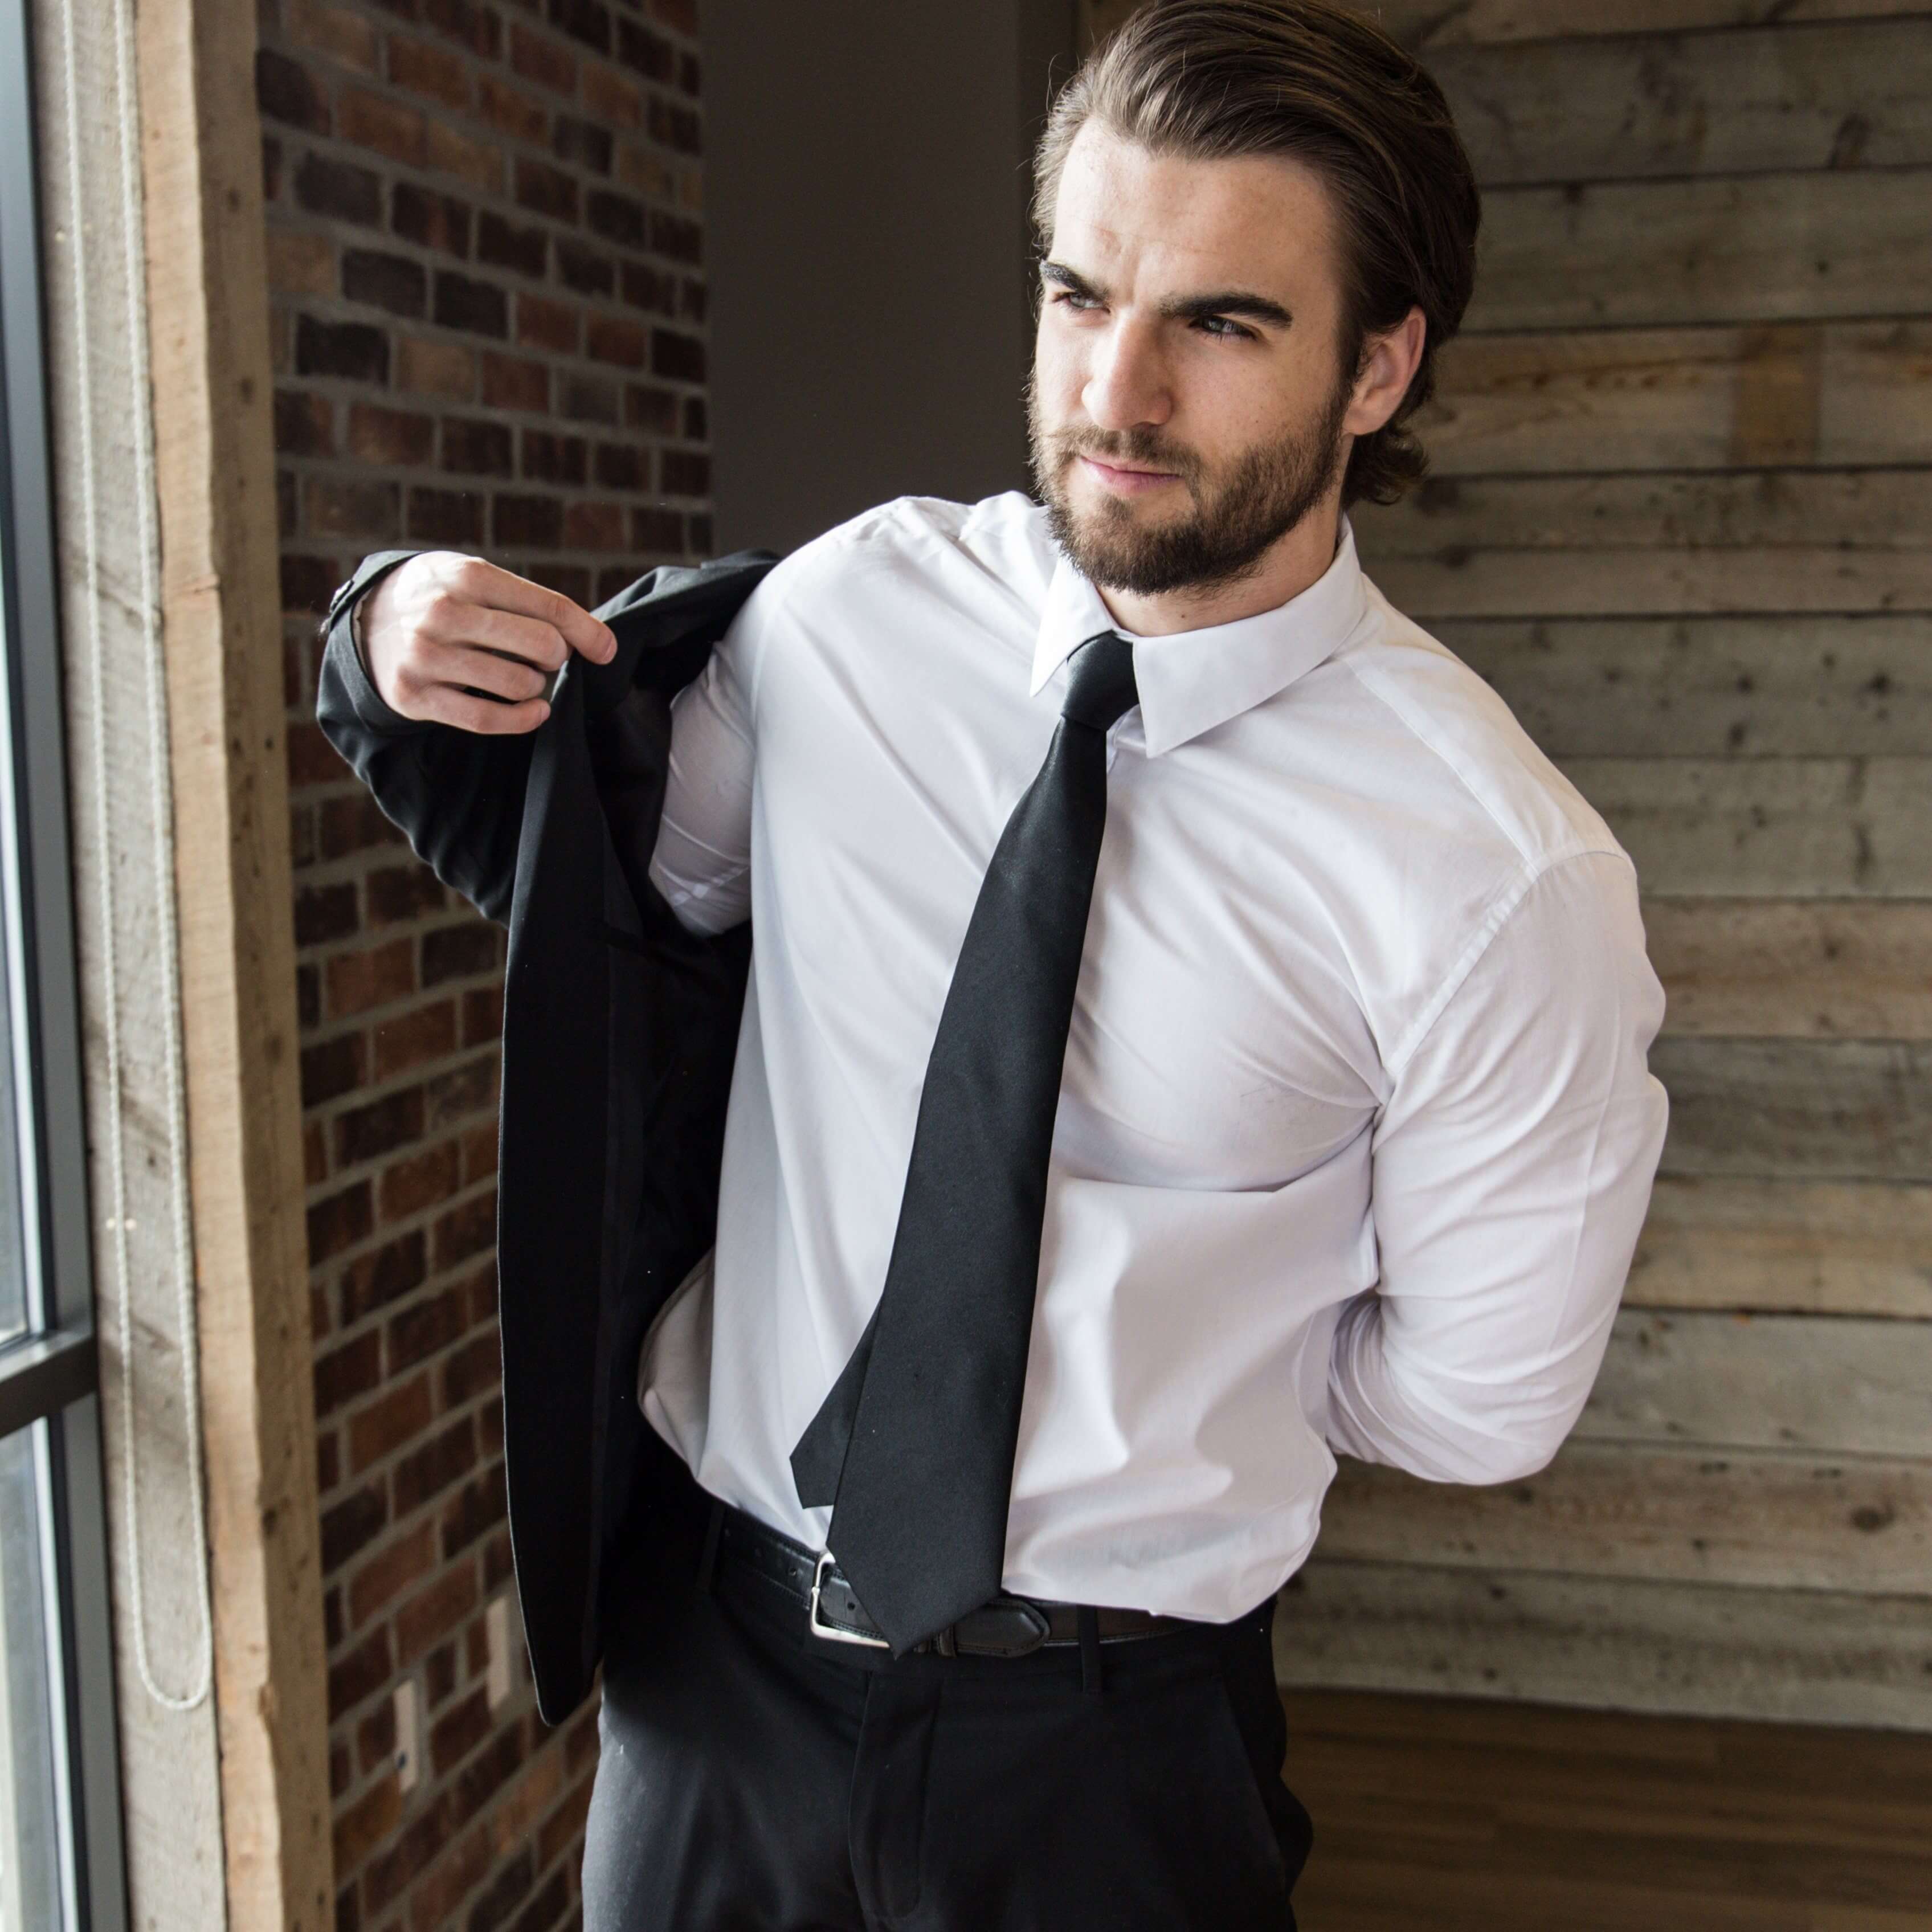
[{"left": 54, "top": 0, "right": 213, "bottom": 1712}]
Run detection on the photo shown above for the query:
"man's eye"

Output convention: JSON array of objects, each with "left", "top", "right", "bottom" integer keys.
[
  {"left": 1052, "top": 289, "right": 1102, "bottom": 311},
  {"left": 1197, "top": 316, "right": 1255, "bottom": 341}
]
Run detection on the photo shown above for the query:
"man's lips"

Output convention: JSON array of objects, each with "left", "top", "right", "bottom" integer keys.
[{"left": 1076, "top": 454, "right": 1182, "bottom": 496}]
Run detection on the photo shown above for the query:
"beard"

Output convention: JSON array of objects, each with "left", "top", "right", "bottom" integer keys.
[{"left": 1027, "top": 372, "right": 1352, "bottom": 598}]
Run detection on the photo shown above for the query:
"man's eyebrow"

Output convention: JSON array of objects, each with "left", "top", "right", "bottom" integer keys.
[
  {"left": 1160, "top": 289, "right": 1294, "bottom": 330},
  {"left": 1038, "top": 262, "right": 1292, "bottom": 331}
]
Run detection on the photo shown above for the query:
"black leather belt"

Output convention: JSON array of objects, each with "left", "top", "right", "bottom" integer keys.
[{"left": 713, "top": 1504, "right": 1194, "bottom": 1659}]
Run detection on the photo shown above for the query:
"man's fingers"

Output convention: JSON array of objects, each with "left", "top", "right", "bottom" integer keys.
[
  {"left": 418, "top": 604, "right": 570, "bottom": 676},
  {"left": 412, "top": 685, "right": 552, "bottom": 736},
  {"left": 417, "top": 639, "right": 555, "bottom": 705},
  {"left": 446, "top": 555, "right": 616, "bottom": 663}
]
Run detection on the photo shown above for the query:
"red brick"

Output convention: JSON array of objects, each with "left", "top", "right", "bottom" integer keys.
[
  {"left": 340, "top": 86, "right": 428, "bottom": 166},
  {"left": 374, "top": 999, "right": 459, "bottom": 1079},
  {"left": 536, "top": 1770, "right": 595, "bottom": 1873},
  {"left": 430, "top": 1685, "right": 492, "bottom": 1775},
  {"left": 509, "top": 21, "right": 577, "bottom": 93},
  {"left": 362, "top": 1791, "right": 459, "bottom": 1915},
  {"left": 357, "top": 1689, "right": 398, "bottom": 1776},
  {"left": 392, "top": 182, "right": 474, "bottom": 259},
  {"left": 515, "top": 293, "right": 579, "bottom": 355},
  {"left": 396, "top": 1415, "right": 479, "bottom": 1518},
  {"left": 561, "top": 500, "right": 623, "bottom": 549},
  {"left": 320, "top": 793, "right": 407, "bottom": 862},
  {"left": 395, "top": 1560, "right": 479, "bottom": 1665},
  {"left": 368, "top": 862, "right": 448, "bottom": 925},
  {"left": 441, "top": 1334, "right": 502, "bottom": 1409},
  {"left": 348, "top": 1370, "right": 434, "bottom": 1473},
  {"left": 426, "top": 1052, "right": 500, "bottom": 1127},
  {"left": 582, "top": 59, "right": 639, "bottom": 127},
  {"left": 316, "top": 1329, "right": 383, "bottom": 1416},
  {"left": 381, "top": 1141, "right": 463, "bottom": 1222},
  {"left": 327, "top": 938, "right": 416, "bottom": 1018},
  {"left": 303, "top": 1031, "right": 367, "bottom": 1108},
  {"left": 650, "top": 0, "right": 697, "bottom": 32},
  {"left": 257, "top": 48, "right": 330, "bottom": 133},
  {"left": 333, "top": 1771, "right": 402, "bottom": 1872},
  {"left": 305, "top": 1120, "right": 329, "bottom": 1186},
  {"left": 337, "top": 1087, "right": 428, "bottom": 1169},
  {"left": 288, "top": 720, "right": 348, "bottom": 787},
  {"left": 442, "top": 417, "right": 515, "bottom": 476},
  {"left": 586, "top": 313, "right": 646, "bottom": 369},
  {"left": 309, "top": 1182, "right": 374, "bottom": 1265},
  {"left": 403, "top": 1821, "right": 495, "bottom": 1932},
  {"left": 348, "top": 402, "right": 436, "bottom": 466},
  {"left": 514, "top": 156, "right": 580, "bottom": 224},
  {"left": 434, "top": 1190, "right": 496, "bottom": 1269},
  {"left": 275, "top": 388, "right": 333, "bottom": 456},
  {"left": 342, "top": 1230, "right": 430, "bottom": 1322},
  {"left": 348, "top": 1516, "right": 439, "bottom": 1626},
  {"left": 322, "top": 1482, "right": 390, "bottom": 1575},
  {"left": 388, "top": 32, "right": 471, "bottom": 110},
  {"left": 460, "top": 1122, "right": 498, "bottom": 1184},
  {"left": 439, "top": 1467, "right": 508, "bottom": 1565},
  {"left": 427, "top": 120, "right": 505, "bottom": 194},
  {"left": 481, "top": 351, "right": 550, "bottom": 412},
  {"left": 397, "top": 334, "right": 477, "bottom": 401},
  {"left": 461, "top": 983, "right": 503, "bottom": 1045},
  {"left": 463, "top": 1847, "right": 534, "bottom": 1932},
  {"left": 305, "top": 476, "right": 401, "bottom": 540},
  {"left": 477, "top": 73, "right": 547, "bottom": 144},
  {"left": 507, "top": 1868, "right": 565, "bottom": 1932},
  {"left": 407, "top": 486, "right": 487, "bottom": 546},
  {"left": 389, "top": 1284, "right": 466, "bottom": 1370},
  {"left": 287, "top": 0, "right": 378, "bottom": 71}
]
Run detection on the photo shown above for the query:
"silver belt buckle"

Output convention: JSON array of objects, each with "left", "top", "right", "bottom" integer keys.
[{"left": 808, "top": 1550, "right": 890, "bottom": 1649}]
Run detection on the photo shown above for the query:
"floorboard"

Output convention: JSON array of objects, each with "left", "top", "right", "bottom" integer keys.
[{"left": 1281, "top": 1691, "right": 1932, "bottom": 1929}]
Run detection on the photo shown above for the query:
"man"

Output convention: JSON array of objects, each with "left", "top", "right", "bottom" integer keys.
[{"left": 322, "top": 2, "right": 1667, "bottom": 1925}]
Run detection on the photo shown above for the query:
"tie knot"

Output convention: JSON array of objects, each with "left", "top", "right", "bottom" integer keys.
[{"left": 1059, "top": 632, "right": 1138, "bottom": 733}]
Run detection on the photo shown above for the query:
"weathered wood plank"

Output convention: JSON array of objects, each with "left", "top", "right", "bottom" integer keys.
[
  {"left": 1447, "top": 618, "right": 1932, "bottom": 758},
  {"left": 1273, "top": 1561, "right": 1932, "bottom": 1729},
  {"left": 1582, "top": 1308, "right": 1932, "bottom": 1456},
  {"left": 1086, "top": 1, "right": 1932, "bottom": 56},
  {"left": 1644, "top": 901, "right": 1932, "bottom": 1037},
  {"left": 1315, "top": 1444, "right": 1932, "bottom": 1592},
  {"left": 1286, "top": 1686, "right": 1932, "bottom": 1931},
  {"left": 1430, "top": 20, "right": 1932, "bottom": 185},
  {"left": 1466, "top": 171, "right": 1932, "bottom": 332},
  {"left": 1627, "top": 1176, "right": 1932, "bottom": 1317},
  {"left": 1566, "top": 758, "right": 1932, "bottom": 899},
  {"left": 1357, "top": 468, "right": 1932, "bottom": 560},
  {"left": 1373, "top": 546, "right": 1932, "bottom": 619},
  {"left": 1651, "top": 1035, "right": 1932, "bottom": 1182},
  {"left": 1412, "top": 324, "right": 1932, "bottom": 474},
  {"left": 1358, "top": 0, "right": 1932, "bottom": 51}
]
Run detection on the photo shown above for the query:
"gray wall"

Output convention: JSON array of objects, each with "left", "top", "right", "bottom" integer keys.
[{"left": 703, "top": 0, "right": 1080, "bottom": 555}]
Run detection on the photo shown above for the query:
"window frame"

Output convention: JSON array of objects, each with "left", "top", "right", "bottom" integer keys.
[{"left": 0, "top": 0, "right": 132, "bottom": 1921}]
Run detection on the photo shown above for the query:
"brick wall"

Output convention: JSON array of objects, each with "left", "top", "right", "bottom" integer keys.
[{"left": 258, "top": 0, "right": 708, "bottom": 1923}]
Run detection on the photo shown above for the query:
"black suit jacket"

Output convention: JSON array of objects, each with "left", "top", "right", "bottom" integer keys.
[{"left": 316, "top": 548, "right": 775, "bottom": 1721}]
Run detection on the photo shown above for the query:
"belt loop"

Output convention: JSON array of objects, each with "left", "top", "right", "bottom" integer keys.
[
  {"left": 1078, "top": 1604, "right": 1103, "bottom": 1696},
  {"left": 696, "top": 1498, "right": 725, "bottom": 1595}
]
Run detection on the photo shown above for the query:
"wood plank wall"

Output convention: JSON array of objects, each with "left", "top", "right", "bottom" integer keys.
[{"left": 1075, "top": 0, "right": 1932, "bottom": 1732}]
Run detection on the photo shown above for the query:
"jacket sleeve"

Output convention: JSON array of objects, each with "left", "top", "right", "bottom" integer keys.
[{"left": 313, "top": 549, "right": 536, "bottom": 926}]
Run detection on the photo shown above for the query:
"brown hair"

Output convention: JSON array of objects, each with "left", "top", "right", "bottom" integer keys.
[{"left": 1033, "top": 0, "right": 1480, "bottom": 508}]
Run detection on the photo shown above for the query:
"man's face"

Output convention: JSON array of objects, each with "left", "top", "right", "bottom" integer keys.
[{"left": 1030, "top": 125, "right": 1358, "bottom": 598}]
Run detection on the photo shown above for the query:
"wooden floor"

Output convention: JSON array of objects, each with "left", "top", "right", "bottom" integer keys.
[{"left": 1281, "top": 1690, "right": 1932, "bottom": 1931}]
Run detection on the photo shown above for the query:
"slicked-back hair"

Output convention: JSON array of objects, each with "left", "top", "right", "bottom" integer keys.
[{"left": 1033, "top": 0, "right": 1480, "bottom": 508}]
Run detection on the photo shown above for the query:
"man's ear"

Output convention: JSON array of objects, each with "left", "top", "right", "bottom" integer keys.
[{"left": 1346, "top": 307, "right": 1427, "bottom": 438}]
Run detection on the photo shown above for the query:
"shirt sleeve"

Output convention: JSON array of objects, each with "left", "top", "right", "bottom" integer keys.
[
  {"left": 647, "top": 603, "right": 759, "bottom": 935},
  {"left": 1325, "top": 849, "right": 1669, "bottom": 1484}
]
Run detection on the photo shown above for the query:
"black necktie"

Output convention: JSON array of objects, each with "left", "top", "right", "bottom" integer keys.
[{"left": 790, "top": 630, "right": 1140, "bottom": 1653}]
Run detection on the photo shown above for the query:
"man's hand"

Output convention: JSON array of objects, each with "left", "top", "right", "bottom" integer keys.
[{"left": 360, "top": 552, "right": 618, "bottom": 735}]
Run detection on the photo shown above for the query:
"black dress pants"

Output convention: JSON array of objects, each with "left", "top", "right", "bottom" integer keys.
[{"left": 581, "top": 1477, "right": 1312, "bottom": 1931}]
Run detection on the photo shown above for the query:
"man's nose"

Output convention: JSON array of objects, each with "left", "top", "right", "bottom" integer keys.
[{"left": 1081, "top": 322, "right": 1173, "bottom": 433}]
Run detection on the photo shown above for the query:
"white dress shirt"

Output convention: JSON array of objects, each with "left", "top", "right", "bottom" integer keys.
[{"left": 639, "top": 491, "right": 1668, "bottom": 1623}]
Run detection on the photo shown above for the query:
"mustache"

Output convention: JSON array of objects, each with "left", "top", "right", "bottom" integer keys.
[{"left": 1039, "top": 424, "right": 1204, "bottom": 483}]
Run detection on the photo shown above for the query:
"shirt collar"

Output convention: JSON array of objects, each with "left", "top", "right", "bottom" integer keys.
[{"left": 1030, "top": 516, "right": 1370, "bottom": 758}]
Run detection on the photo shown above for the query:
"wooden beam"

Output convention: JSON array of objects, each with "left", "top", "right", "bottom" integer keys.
[
  {"left": 1445, "top": 618, "right": 1932, "bottom": 760},
  {"left": 1627, "top": 1176, "right": 1932, "bottom": 1318},
  {"left": 1651, "top": 1035, "right": 1932, "bottom": 1181},
  {"left": 1411, "top": 324, "right": 1932, "bottom": 476},
  {"left": 1467, "top": 170, "right": 1932, "bottom": 332},
  {"left": 1644, "top": 901, "right": 1932, "bottom": 1039},
  {"left": 1316, "top": 1443, "right": 1932, "bottom": 1592},
  {"left": 1274, "top": 1559, "right": 1932, "bottom": 1728},
  {"left": 135, "top": 0, "right": 333, "bottom": 1923},
  {"left": 1583, "top": 1309, "right": 1932, "bottom": 1457},
  {"left": 1429, "top": 18, "right": 1932, "bottom": 185},
  {"left": 1559, "top": 757, "right": 1932, "bottom": 899}
]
